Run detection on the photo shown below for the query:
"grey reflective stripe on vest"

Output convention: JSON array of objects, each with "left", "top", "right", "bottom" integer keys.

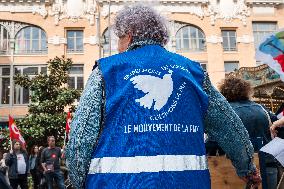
[{"left": 88, "top": 155, "right": 208, "bottom": 174}]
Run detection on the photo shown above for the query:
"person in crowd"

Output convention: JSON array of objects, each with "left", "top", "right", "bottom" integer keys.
[
  {"left": 219, "top": 76, "right": 279, "bottom": 189},
  {"left": 0, "top": 153, "right": 9, "bottom": 183},
  {"left": 0, "top": 171, "right": 11, "bottom": 189},
  {"left": 37, "top": 146, "right": 46, "bottom": 189},
  {"left": 29, "top": 145, "right": 40, "bottom": 189},
  {"left": 41, "top": 136, "right": 65, "bottom": 189},
  {"left": 0, "top": 152, "right": 11, "bottom": 189},
  {"left": 66, "top": 4, "right": 261, "bottom": 189},
  {"left": 270, "top": 116, "right": 284, "bottom": 137},
  {"left": 5, "top": 139, "right": 29, "bottom": 189}
]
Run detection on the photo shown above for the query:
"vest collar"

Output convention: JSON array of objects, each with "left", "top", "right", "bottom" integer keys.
[{"left": 127, "top": 38, "right": 162, "bottom": 51}]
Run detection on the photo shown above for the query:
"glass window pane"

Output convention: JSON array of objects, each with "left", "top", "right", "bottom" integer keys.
[
  {"left": 14, "top": 67, "right": 21, "bottom": 75},
  {"left": 76, "top": 38, "right": 83, "bottom": 51},
  {"left": 102, "top": 28, "right": 118, "bottom": 57},
  {"left": 23, "top": 87, "right": 29, "bottom": 104},
  {"left": 67, "top": 31, "right": 75, "bottom": 38},
  {"left": 198, "top": 30, "right": 204, "bottom": 38},
  {"left": 176, "top": 38, "right": 181, "bottom": 50},
  {"left": 32, "top": 40, "right": 39, "bottom": 52},
  {"left": 32, "top": 27, "right": 39, "bottom": 39},
  {"left": 182, "top": 28, "right": 189, "bottom": 38},
  {"left": 76, "top": 31, "right": 83, "bottom": 38},
  {"left": 225, "top": 62, "right": 239, "bottom": 72},
  {"left": 183, "top": 38, "right": 189, "bottom": 50},
  {"left": 40, "top": 67, "right": 47, "bottom": 74},
  {"left": 222, "top": 31, "right": 227, "bottom": 38},
  {"left": 41, "top": 31, "right": 46, "bottom": 40},
  {"left": 69, "top": 66, "right": 83, "bottom": 74},
  {"left": 25, "top": 39, "right": 30, "bottom": 51},
  {"left": 14, "top": 85, "right": 21, "bottom": 104},
  {"left": 199, "top": 39, "right": 205, "bottom": 50},
  {"left": 41, "top": 39, "right": 47, "bottom": 51},
  {"left": 190, "top": 39, "right": 197, "bottom": 50},
  {"left": 229, "top": 31, "right": 235, "bottom": 37},
  {"left": 230, "top": 36, "right": 236, "bottom": 49},
  {"left": 2, "top": 67, "right": 10, "bottom": 76},
  {"left": 68, "top": 77, "right": 75, "bottom": 89},
  {"left": 23, "top": 67, "right": 38, "bottom": 75},
  {"left": 1, "top": 78, "right": 10, "bottom": 104},
  {"left": 223, "top": 37, "right": 229, "bottom": 49},
  {"left": 24, "top": 28, "right": 31, "bottom": 39},
  {"left": 190, "top": 28, "right": 196, "bottom": 38},
  {"left": 67, "top": 38, "right": 74, "bottom": 50},
  {"left": 201, "top": 63, "right": 207, "bottom": 71},
  {"left": 77, "top": 77, "right": 84, "bottom": 90}
]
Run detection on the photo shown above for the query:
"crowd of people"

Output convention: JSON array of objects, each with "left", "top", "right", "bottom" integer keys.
[{"left": 0, "top": 136, "right": 67, "bottom": 189}]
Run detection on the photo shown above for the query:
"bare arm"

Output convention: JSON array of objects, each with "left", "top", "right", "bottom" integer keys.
[{"left": 270, "top": 117, "right": 284, "bottom": 137}]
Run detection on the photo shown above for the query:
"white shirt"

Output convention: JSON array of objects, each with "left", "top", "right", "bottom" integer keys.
[{"left": 16, "top": 154, "right": 26, "bottom": 174}]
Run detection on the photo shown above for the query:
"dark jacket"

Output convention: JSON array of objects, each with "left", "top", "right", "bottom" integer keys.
[
  {"left": 5, "top": 151, "right": 29, "bottom": 179},
  {"left": 230, "top": 100, "right": 277, "bottom": 151}
]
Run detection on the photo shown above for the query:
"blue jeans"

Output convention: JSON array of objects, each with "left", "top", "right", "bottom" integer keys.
[
  {"left": 45, "top": 170, "right": 65, "bottom": 189},
  {"left": 266, "top": 167, "right": 278, "bottom": 189}
]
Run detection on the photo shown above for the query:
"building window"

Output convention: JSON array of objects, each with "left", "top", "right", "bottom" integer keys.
[
  {"left": 14, "top": 65, "right": 47, "bottom": 105},
  {"left": 0, "top": 25, "right": 10, "bottom": 55},
  {"left": 15, "top": 26, "right": 47, "bottom": 54},
  {"left": 68, "top": 65, "right": 84, "bottom": 90},
  {"left": 67, "top": 30, "right": 84, "bottom": 53},
  {"left": 253, "top": 22, "right": 277, "bottom": 49},
  {"left": 102, "top": 28, "right": 118, "bottom": 57},
  {"left": 0, "top": 66, "right": 10, "bottom": 105},
  {"left": 224, "top": 61, "right": 239, "bottom": 75},
  {"left": 222, "top": 30, "right": 237, "bottom": 51},
  {"left": 176, "top": 25, "right": 206, "bottom": 52},
  {"left": 200, "top": 63, "right": 207, "bottom": 71}
]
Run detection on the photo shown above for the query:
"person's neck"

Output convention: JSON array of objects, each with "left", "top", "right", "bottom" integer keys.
[{"left": 48, "top": 146, "right": 55, "bottom": 149}]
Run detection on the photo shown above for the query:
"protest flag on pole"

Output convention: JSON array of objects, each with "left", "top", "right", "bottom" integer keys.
[
  {"left": 66, "top": 111, "right": 71, "bottom": 135},
  {"left": 64, "top": 111, "right": 72, "bottom": 147},
  {"left": 8, "top": 115, "right": 26, "bottom": 147}
]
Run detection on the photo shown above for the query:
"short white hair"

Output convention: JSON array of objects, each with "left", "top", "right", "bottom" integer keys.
[{"left": 113, "top": 4, "right": 169, "bottom": 46}]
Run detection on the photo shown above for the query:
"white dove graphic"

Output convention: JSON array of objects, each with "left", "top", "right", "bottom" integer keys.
[{"left": 130, "top": 70, "right": 173, "bottom": 111}]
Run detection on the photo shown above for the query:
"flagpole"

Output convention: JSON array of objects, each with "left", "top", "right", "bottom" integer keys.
[
  {"left": 64, "top": 131, "right": 66, "bottom": 147},
  {"left": 9, "top": 114, "right": 12, "bottom": 151},
  {"left": 10, "top": 138, "right": 12, "bottom": 151}
]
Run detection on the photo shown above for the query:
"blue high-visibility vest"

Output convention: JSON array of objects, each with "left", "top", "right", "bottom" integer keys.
[{"left": 86, "top": 45, "right": 210, "bottom": 189}]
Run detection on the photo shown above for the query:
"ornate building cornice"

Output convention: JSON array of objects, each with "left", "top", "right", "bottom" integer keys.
[
  {"left": 0, "top": 0, "right": 283, "bottom": 26},
  {"left": 49, "top": 0, "right": 97, "bottom": 26},
  {"left": 206, "top": 0, "right": 251, "bottom": 26},
  {"left": 0, "top": 4, "right": 48, "bottom": 18},
  {"left": 246, "top": 0, "right": 283, "bottom": 5},
  {"left": 99, "top": 0, "right": 207, "bottom": 18}
]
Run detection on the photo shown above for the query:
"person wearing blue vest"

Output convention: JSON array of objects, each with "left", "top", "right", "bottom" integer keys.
[{"left": 66, "top": 4, "right": 261, "bottom": 189}]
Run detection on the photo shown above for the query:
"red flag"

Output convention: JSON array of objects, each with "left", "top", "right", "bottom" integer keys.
[
  {"left": 8, "top": 115, "right": 26, "bottom": 146},
  {"left": 273, "top": 54, "right": 284, "bottom": 72},
  {"left": 66, "top": 112, "right": 71, "bottom": 134}
]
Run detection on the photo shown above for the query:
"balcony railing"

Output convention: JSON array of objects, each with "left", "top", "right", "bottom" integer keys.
[
  {"left": 223, "top": 47, "right": 237, "bottom": 52},
  {"left": 0, "top": 50, "right": 9, "bottom": 55},
  {"left": 67, "top": 49, "right": 84, "bottom": 54},
  {"left": 14, "top": 49, "right": 48, "bottom": 55}
]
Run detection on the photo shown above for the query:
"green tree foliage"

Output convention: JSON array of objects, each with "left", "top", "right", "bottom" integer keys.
[{"left": 13, "top": 56, "right": 81, "bottom": 148}]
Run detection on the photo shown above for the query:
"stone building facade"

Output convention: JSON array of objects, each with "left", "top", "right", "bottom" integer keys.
[{"left": 0, "top": 0, "right": 284, "bottom": 123}]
